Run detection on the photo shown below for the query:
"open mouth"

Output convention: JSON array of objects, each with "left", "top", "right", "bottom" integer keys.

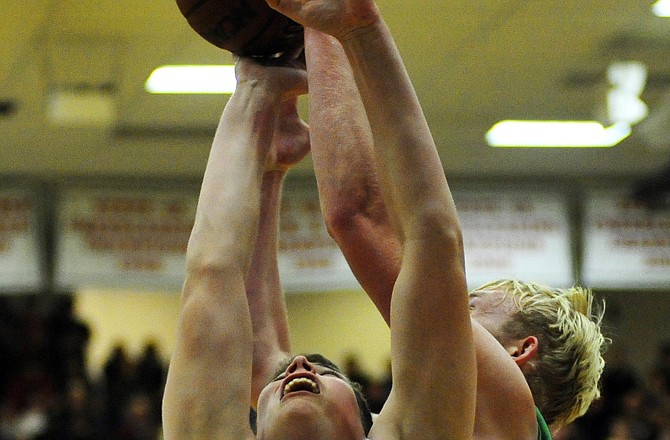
[{"left": 282, "top": 377, "right": 320, "bottom": 398}]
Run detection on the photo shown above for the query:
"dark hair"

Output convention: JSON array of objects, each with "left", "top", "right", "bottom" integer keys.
[{"left": 271, "top": 353, "right": 373, "bottom": 435}]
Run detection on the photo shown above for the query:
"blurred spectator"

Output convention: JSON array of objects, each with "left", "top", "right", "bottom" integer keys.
[
  {"left": 135, "top": 340, "right": 166, "bottom": 426},
  {"left": 48, "top": 296, "right": 91, "bottom": 391},
  {"left": 343, "top": 353, "right": 372, "bottom": 393},
  {"left": 43, "top": 376, "right": 99, "bottom": 440},
  {"left": 601, "top": 346, "right": 640, "bottom": 416},
  {"left": 655, "top": 342, "right": 670, "bottom": 395},
  {"left": 559, "top": 344, "right": 669, "bottom": 440},
  {"left": 115, "top": 392, "right": 159, "bottom": 440},
  {"left": 617, "top": 387, "right": 657, "bottom": 440},
  {"left": 606, "top": 417, "right": 634, "bottom": 440},
  {"left": 1, "top": 361, "right": 55, "bottom": 439},
  {"left": 103, "top": 343, "right": 136, "bottom": 435},
  {"left": 367, "top": 358, "right": 392, "bottom": 413}
]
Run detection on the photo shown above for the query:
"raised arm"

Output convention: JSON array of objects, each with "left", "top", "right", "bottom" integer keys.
[
  {"left": 304, "top": 29, "right": 539, "bottom": 440},
  {"left": 340, "top": 18, "right": 475, "bottom": 440},
  {"left": 246, "top": 96, "right": 310, "bottom": 405},
  {"left": 266, "top": 2, "right": 476, "bottom": 439},
  {"left": 162, "top": 57, "right": 307, "bottom": 440},
  {"left": 305, "top": 29, "right": 400, "bottom": 324}
]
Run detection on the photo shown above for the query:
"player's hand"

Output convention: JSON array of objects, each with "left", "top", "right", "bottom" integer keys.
[
  {"left": 266, "top": 97, "right": 310, "bottom": 172},
  {"left": 265, "top": 0, "right": 380, "bottom": 40}
]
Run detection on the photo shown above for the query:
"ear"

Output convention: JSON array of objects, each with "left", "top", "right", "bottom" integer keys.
[{"left": 505, "top": 336, "right": 539, "bottom": 368}]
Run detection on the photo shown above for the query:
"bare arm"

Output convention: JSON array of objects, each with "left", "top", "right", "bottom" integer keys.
[
  {"left": 162, "top": 81, "right": 275, "bottom": 440},
  {"left": 247, "top": 97, "right": 310, "bottom": 406},
  {"left": 305, "top": 28, "right": 537, "bottom": 440},
  {"left": 265, "top": 1, "right": 476, "bottom": 438},
  {"left": 162, "top": 59, "right": 307, "bottom": 440},
  {"left": 340, "top": 19, "right": 475, "bottom": 440},
  {"left": 305, "top": 29, "right": 400, "bottom": 324}
]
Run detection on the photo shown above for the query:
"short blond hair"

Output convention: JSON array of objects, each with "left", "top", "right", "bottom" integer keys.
[{"left": 472, "top": 279, "right": 609, "bottom": 429}]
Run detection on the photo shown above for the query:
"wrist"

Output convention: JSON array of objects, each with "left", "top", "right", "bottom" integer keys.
[
  {"left": 263, "top": 169, "right": 287, "bottom": 182},
  {"left": 337, "top": 6, "right": 384, "bottom": 45},
  {"left": 234, "top": 79, "right": 283, "bottom": 103}
]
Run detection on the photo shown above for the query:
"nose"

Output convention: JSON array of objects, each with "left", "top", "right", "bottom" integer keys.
[{"left": 286, "top": 355, "right": 315, "bottom": 374}]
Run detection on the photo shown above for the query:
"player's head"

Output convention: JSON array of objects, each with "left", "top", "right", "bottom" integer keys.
[
  {"left": 256, "top": 353, "right": 372, "bottom": 439},
  {"left": 470, "top": 279, "right": 608, "bottom": 428}
]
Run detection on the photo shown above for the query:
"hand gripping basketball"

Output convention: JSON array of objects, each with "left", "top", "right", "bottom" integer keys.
[{"left": 263, "top": 0, "right": 380, "bottom": 41}]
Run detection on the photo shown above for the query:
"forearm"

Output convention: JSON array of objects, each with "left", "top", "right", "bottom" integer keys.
[
  {"left": 246, "top": 169, "right": 292, "bottom": 405},
  {"left": 165, "top": 80, "right": 281, "bottom": 440},
  {"left": 306, "top": 29, "right": 378, "bottom": 223},
  {"left": 339, "top": 20, "right": 458, "bottom": 236},
  {"left": 186, "top": 83, "right": 281, "bottom": 278},
  {"left": 306, "top": 29, "right": 401, "bottom": 322},
  {"left": 339, "top": 17, "right": 475, "bottom": 438}
]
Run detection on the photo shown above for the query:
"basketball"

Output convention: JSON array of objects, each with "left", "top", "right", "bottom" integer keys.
[{"left": 176, "top": 0, "right": 304, "bottom": 57}]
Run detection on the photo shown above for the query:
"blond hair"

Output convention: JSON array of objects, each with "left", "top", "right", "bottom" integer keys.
[{"left": 473, "top": 279, "right": 609, "bottom": 429}]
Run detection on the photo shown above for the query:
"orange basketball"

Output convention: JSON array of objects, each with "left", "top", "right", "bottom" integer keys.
[{"left": 176, "top": 0, "right": 304, "bottom": 57}]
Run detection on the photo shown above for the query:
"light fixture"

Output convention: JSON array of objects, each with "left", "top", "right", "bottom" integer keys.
[
  {"left": 652, "top": 0, "right": 670, "bottom": 17},
  {"left": 145, "top": 65, "right": 237, "bottom": 94},
  {"left": 486, "top": 120, "right": 631, "bottom": 148},
  {"left": 605, "top": 61, "right": 648, "bottom": 125}
]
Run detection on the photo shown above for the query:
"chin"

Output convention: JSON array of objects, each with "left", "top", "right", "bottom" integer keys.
[
  {"left": 259, "top": 409, "right": 361, "bottom": 440},
  {"left": 258, "top": 402, "right": 322, "bottom": 436}
]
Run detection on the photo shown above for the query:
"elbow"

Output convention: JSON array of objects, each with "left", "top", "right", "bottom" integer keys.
[
  {"left": 178, "top": 293, "right": 245, "bottom": 353},
  {"left": 323, "top": 187, "right": 388, "bottom": 240},
  {"left": 408, "top": 205, "right": 464, "bottom": 249},
  {"left": 323, "top": 202, "right": 360, "bottom": 238},
  {"left": 184, "top": 233, "right": 250, "bottom": 281}
]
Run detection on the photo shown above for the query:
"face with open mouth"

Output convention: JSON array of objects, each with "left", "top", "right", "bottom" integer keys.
[{"left": 255, "top": 354, "right": 366, "bottom": 439}]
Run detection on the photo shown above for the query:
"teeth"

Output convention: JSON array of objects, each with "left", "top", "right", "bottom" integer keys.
[{"left": 283, "top": 377, "right": 319, "bottom": 396}]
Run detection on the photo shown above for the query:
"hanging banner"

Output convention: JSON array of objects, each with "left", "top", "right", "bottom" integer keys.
[
  {"left": 0, "top": 189, "right": 42, "bottom": 291},
  {"left": 55, "top": 186, "right": 359, "bottom": 293},
  {"left": 582, "top": 189, "right": 670, "bottom": 289},
  {"left": 54, "top": 185, "right": 576, "bottom": 293},
  {"left": 454, "top": 188, "right": 574, "bottom": 289},
  {"left": 279, "top": 187, "right": 575, "bottom": 292},
  {"left": 55, "top": 188, "right": 196, "bottom": 290}
]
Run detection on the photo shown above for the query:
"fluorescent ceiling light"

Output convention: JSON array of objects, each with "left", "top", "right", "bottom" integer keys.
[
  {"left": 652, "top": 0, "right": 670, "bottom": 17},
  {"left": 486, "top": 121, "right": 631, "bottom": 148},
  {"left": 145, "top": 65, "right": 236, "bottom": 94}
]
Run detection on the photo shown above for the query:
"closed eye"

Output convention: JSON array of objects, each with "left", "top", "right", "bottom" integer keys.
[{"left": 318, "top": 369, "right": 346, "bottom": 380}]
